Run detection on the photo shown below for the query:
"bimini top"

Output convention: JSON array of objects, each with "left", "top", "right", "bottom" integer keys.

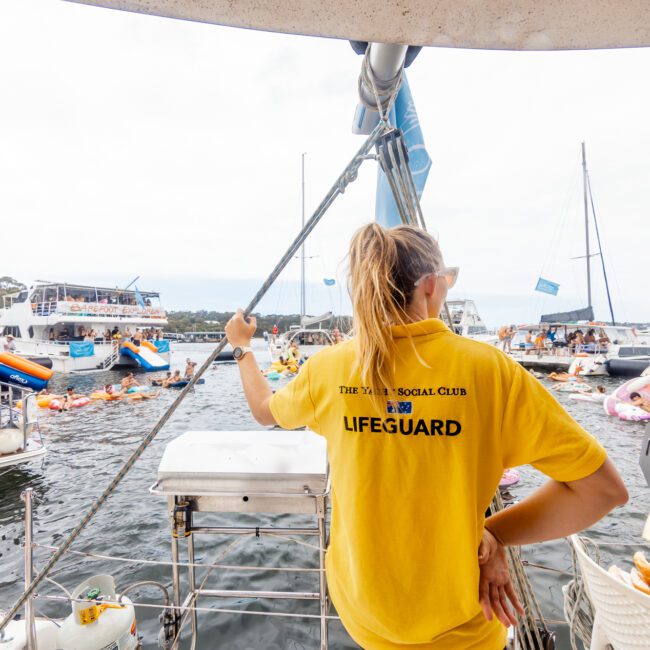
[{"left": 68, "top": 0, "right": 650, "bottom": 51}]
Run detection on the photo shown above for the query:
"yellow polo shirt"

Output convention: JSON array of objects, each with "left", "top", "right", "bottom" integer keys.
[{"left": 269, "top": 318, "right": 607, "bottom": 649}]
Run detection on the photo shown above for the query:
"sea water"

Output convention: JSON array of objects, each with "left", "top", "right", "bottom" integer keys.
[{"left": 0, "top": 342, "right": 648, "bottom": 649}]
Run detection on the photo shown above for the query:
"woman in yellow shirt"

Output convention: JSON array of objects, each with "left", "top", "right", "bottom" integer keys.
[{"left": 226, "top": 223, "right": 627, "bottom": 649}]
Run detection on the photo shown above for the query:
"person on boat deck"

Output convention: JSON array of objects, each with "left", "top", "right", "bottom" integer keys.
[
  {"left": 184, "top": 358, "right": 197, "bottom": 380},
  {"left": 534, "top": 329, "right": 547, "bottom": 355},
  {"left": 629, "top": 392, "right": 650, "bottom": 413},
  {"left": 501, "top": 326, "right": 513, "bottom": 353},
  {"left": 226, "top": 223, "right": 627, "bottom": 650},
  {"left": 49, "top": 328, "right": 56, "bottom": 341},
  {"left": 3, "top": 334, "right": 16, "bottom": 352},
  {"left": 524, "top": 330, "right": 534, "bottom": 355},
  {"left": 132, "top": 328, "right": 143, "bottom": 346},
  {"left": 120, "top": 372, "right": 139, "bottom": 389}
]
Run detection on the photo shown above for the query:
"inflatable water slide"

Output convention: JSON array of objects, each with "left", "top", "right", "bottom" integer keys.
[
  {"left": 121, "top": 340, "right": 170, "bottom": 371},
  {"left": 0, "top": 353, "right": 54, "bottom": 391}
]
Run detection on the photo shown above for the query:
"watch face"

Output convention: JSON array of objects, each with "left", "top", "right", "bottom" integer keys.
[{"left": 233, "top": 347, "right": 243, "bottom": 360}]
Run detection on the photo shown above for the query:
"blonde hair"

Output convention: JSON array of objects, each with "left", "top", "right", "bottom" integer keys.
[{"left": 348, "top": 223, "right": 444, "bottom": 402}]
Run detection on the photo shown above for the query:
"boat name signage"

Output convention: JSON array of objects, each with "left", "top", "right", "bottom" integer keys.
[{"left": 56, "top": 302, "right": 166, "bottom": 318}]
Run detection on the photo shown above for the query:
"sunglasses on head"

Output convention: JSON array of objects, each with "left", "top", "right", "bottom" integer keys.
[{"left": 414, "top": 266, "right": 459, "bottom": 290}]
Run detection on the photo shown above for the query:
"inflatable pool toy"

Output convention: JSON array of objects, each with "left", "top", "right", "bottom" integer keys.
[
  {"left": 167, "top": 379, "right": 206, "bottom": 389},
  {"left": 569, "top": 392, "right": 606, "bottom": 403},
  {"left": 16, "top": 394, "right": 60, "bottom": 409},
  {"left": 568, "top": 356, "right": 606, "bottom": 377},
  {"left": 499, "top": 468, "right": 520, "bottom": 489},
  {"left": 49, "top": 397, "right": 90, "bottom": 410},
  {"left": 265, "top": 371, "right": 282, "bottom": 381},
  {"left": 603, "top": 375, "right": 650, "bottom": 421},
  {"left": 554, "top": 382, "right": 592, "bottom": 393},
  {"left": 0, "top": 352, "right": 54, "bottom": 391},
  {"left": 126, "top": 386, "right": 152, "bottom": 394}
]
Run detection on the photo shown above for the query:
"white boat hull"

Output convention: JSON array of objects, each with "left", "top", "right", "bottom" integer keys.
[{"left": 0, "top": 439, "right": 46, "bottom": 469}]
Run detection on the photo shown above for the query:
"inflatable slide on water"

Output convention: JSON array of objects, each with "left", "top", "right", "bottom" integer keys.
[
  {"left": 0, "top": 352, "right": 54, "bottom": 391},
  {"left": 121, "top": 340, "right": 170, "bottom": 371}
]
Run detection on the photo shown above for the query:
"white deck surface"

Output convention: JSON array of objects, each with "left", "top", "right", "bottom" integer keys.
[{"left": 155, "top": 430, "right": 327, "bottom": 496}]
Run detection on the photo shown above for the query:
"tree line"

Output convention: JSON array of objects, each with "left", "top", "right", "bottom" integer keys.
[{"left": 165, "top": 310, "right": 352, "bottom": 336}]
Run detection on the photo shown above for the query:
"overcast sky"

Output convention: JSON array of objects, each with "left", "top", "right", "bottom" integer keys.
[{"left": 1, "top": 1, "right": 648, "bottom": 326}]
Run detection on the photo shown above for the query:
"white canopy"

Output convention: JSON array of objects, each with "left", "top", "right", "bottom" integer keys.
[{"left": 68, "top": 0, "right": 650, "bottom": 50}]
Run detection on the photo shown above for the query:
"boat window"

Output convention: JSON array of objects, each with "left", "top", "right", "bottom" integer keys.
[
  {"left": 12, "top": 291, "right": 28, "bottom": 304},
  {"left": 2, "top": 326, "right": 21, "bottom": 338},
  {"left": 28, "top": 326, "right": 34, "bottom": 338}
]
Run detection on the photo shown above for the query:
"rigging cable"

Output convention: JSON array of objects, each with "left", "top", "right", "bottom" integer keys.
[
  {"left": 586, "top": 174, "right": 616, "bottom": 324},
  {"left": 0, "top": 119, "right": 388, "bottom": 636}
]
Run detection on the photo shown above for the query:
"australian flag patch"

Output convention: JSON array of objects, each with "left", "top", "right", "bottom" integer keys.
[{"left": 387, "top": 400, "right": 412, "bottom": 415}]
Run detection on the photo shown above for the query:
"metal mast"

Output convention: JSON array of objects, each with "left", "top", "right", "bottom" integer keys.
[
  {"left": 581, "top": 142, "right": 592, "bottom": 308},
  {"left": 300, "top": 152, "right": 306, "bottom": 325}
]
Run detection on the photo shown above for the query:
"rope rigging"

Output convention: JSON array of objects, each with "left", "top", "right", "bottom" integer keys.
[{"left": 0, "top": 119, "right": 386, "bottom": 635}]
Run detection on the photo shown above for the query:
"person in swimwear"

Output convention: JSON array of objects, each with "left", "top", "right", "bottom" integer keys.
[
  {"left": 184, "top": 358, "right": 197, "bottom": 380},
  {"left": 164, "top": 370, "right": 182, "bottom": 387},
  {"left": 151, "top": 371, "right": 172, "bottom": 386},
  {"left": 59, "top": 386, "right": 83, "bottom": 411},
  {"left": 120, "top": 372, "right": 139, "bottom": 390},
  {"left": 629, "top": 392, "right": 650, "bottom": 413},
  {"left": 226, "top": 223, "right": 626, "bottom": 650}
]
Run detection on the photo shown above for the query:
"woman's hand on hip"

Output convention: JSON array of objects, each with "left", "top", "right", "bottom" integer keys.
[
  {"left": 478, "top": 528, "right": 524, "bottom": 628},
  {"left": 226, "top": 309, "right": 257, "bottom": 347}
]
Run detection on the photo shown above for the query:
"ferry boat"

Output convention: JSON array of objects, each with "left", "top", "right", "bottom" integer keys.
[{"left": 0, "top": 282, "right": 170, "bottom": 373}]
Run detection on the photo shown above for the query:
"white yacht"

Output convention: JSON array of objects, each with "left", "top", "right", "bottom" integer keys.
[
  {"left": 0, "top": 281, "right": 171, "bottom": 373},
  {"left": 442, "top": 299, "right": 498, "bottom": 345},
  {"left": 509, "top": 322, "right": 649, "bottom": 376}
]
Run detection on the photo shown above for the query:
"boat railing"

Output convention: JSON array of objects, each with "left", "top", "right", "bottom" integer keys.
[
  {"left": 0, "top": 381, "right": 37, "bottom": 451},
  {"left": 30, "top": 300, "right": 166, "bottom": 320}
]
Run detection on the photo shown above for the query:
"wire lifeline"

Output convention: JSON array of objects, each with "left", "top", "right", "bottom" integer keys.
[
  {"left": 33, "top": 543, "right": 325, "bottom": 573},
  {"left": 0, "top": 119, "right": 387, "bottom": 635},
  {"left": 34, "top": 594, "right": 342, "bottom": 621}
]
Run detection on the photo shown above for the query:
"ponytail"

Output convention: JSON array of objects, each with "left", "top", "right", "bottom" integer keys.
[{"left": 348, "top": 223, "right": 444, "bottom": 405}]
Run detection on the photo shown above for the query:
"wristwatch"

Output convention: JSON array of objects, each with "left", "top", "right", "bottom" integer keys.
[{"left": 232, "top": 346, "right": 253, "bottom": 361}]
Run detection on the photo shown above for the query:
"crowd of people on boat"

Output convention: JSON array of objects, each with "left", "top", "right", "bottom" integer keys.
[
  {"left": 499, "top": 325, "right": 609, "bottom": 356},
  {"left": 45, "top": 326, "right": 164, "bottom": 344}
]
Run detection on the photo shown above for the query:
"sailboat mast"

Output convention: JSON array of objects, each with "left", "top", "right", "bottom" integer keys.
[
  {"left": 581, "top": 142, "right": 592, "bottom": 308},
  {"left": 300, "top": 152, "right": 306, "bottom": 325}
]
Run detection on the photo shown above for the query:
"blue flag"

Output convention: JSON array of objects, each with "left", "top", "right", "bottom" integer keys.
[
  {"left": 535, "top": 278, "right": 560, "bottom": 296},
  {"left": 135, "top": 286, "right": 145, "bottom": 307},
  {"left": 323, "top": 278, "right": 336, "bottom": 286},
  {"left": 376, "top": 74, "right": 432, "bottom": 227}
]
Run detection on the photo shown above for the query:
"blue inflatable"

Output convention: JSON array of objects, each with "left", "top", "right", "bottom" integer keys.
[{"left": 0, "top": 363, "right": 48, "bottom": 391}]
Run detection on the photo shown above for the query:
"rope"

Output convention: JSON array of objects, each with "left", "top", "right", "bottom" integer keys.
[
  {"left": 563, "top": 536, "right": 598, "bottom": 650},
  {"left": 489, "top": 490, "right": 551, "bottom": 649},
  {"left": 0, "top": 120, "right": 387, "bottom": 635},
  {"left": 358, "top": 45, "right": 404, "bottom": 122}
]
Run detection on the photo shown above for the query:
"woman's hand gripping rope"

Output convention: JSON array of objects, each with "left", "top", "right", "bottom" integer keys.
[{"left": 478, "top": 528, "right": 524, "bottom": 628}]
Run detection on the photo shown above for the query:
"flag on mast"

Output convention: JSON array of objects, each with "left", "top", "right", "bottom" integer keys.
[{"left": 535, "top": 278, "right": 560, "bottom": 296}]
